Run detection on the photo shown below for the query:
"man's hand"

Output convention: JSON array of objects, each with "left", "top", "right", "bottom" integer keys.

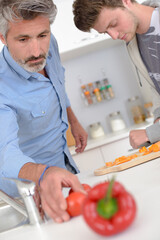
[
  {"left": 70, "top": 121, "right": 88, "bottom": 153},
  {"left": 67, "top": 107, "right": 88, "bottom": 153},
  {"left": 129, "top": 129, "right": 149, "bottom": 149},
  {"left": 40, "top": 166, "right": 85, "bottom": 223}
]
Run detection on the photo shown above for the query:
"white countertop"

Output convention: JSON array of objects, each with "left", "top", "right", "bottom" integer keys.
[
  {"left": 1, "top": 155, "right": 160, "bottom": 240},
  {"left": 69, "top": 121, "right": 152, "bottom": 155}
]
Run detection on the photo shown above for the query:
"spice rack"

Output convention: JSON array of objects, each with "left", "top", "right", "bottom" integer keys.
[{"left": 81, "top": 78, "right": 114, "bottom": 106}]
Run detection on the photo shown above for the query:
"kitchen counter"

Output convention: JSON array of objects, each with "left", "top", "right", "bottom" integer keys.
[
  {"left": 1, "top": 155, "right": 160, "bottom": 240},
  {"left": 69, "top": 120, "right": 153, "bottom": 155}
]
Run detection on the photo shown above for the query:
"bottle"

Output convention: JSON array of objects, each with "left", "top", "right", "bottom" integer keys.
[
  {"left": 87, "top": 82, "right": 96, "bottom": 103},
  {"left": 106, "top": 84, "right": 114, "bottom": 98},
  {"left": 84, "top": 91, "right": 93, "bottom": 105},
  {"left": 95, "top": 80, "right": 101, "bottom": 89},
  {"left": 109, "top": 111, "right": 126, "bottom": 132},
  {"left": 93, "top": 88, "right": 102, "bottom": 102},
  {"left": 103, "top": 78, "right": 111, "bottom": 100},
  {"left": 81, "top": 85, "right": 93, "bottom": 105},
  {"left": 100, "top": 86, "right": 107, "bottom": 100},
  {"left": 127, "top": 96, "right": 145, "bottom": 124},
  {"left": 81, "top": 85, "right": 87, "bottom": 97}
]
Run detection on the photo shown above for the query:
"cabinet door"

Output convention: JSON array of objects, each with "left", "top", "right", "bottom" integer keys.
[
  {"left": 72, "top": 148, "right": 105, "bottom": 172},
  {"left": 100, "top": 137, "right": 131, "bottom": 163}
]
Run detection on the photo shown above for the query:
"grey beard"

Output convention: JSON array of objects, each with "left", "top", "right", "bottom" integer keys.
[{"left": 18, "top": 59, "right": 47, "bottom": 73}]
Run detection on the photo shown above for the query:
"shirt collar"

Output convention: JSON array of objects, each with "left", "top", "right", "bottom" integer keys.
[{"left": 3, "top": 46, "right": 32, "bottom": 80}]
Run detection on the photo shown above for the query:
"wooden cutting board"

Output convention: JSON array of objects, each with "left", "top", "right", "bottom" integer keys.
[{"left": 94, "top": 150, "right": 160, "bottom": 176}]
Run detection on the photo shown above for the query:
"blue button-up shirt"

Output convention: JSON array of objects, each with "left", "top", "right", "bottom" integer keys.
[{"left": 0, "top": 34, "right": 79, "bottom": 196}]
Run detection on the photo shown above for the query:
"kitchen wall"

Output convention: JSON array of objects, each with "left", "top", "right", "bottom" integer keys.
[{"left": 62, "top": 41, "right": 149, "bottom": 136}]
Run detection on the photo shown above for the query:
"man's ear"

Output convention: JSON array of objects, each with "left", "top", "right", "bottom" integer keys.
[
  {"left": 122, "top": 0, "right": 132, "bottom": 8},
  {"left": 0, "top": 33, "right": 7, "bottom": 45}
]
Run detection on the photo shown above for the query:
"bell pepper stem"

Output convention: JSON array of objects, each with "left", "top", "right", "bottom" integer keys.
[{"left": 105, "top": 176, "right": 115, "bottom": 202}]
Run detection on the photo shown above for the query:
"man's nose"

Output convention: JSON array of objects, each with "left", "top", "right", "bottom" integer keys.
[
  {"left": 30, "top": 39, "right": 41, "bottom": 57},
  {"left": 107, "top": 29, "right": 119, "bottom": 40}
]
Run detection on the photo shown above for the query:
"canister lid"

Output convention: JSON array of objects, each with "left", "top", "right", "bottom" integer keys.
[
  {"left": 109, "top": 111, "right": 120, "bottom": 117},
  {"left": 127, "top": 96, "right": 139, "bottom": 102}
]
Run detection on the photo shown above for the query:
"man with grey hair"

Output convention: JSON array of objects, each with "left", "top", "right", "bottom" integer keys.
[
  {"left": 73, "top": 0, "right": 160, "bottom": 149},
  {"left": 0, "top": 0, "right": 88, "bottom": 223}
]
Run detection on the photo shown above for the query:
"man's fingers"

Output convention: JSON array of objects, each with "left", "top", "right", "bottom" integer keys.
[{"left": 41, "top": 197, "right": 70, "bottom": 223}]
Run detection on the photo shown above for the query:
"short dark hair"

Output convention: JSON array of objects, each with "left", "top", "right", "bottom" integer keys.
[{"left": 73, "top": 0, "right": 136, "bottom": 32}]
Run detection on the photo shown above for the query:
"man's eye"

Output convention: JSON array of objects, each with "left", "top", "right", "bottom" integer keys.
[
  {"left": 19, "top": 38, "right": 27, "bottom": 42},
  {"left": 39, "top": 34, "right": 47, "bottom": 38}
]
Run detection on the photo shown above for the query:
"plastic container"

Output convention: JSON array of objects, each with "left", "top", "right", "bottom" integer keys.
[
  {"left": 109, "top": 111, "right": 126, "bottom": 132},
  {"left": 127, "top": 96, "right": 145, "bottom": 124}
]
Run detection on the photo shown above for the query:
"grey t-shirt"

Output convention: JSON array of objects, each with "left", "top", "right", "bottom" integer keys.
[
  {"left": 137, "top": 7, "right": 160, "bottom": 94},
  {"left": 137, "top": 7, "right": 160, "bottom": 143}
]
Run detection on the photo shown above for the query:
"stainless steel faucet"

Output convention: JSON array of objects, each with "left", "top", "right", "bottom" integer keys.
[{"left": 0, "top": 178, "right": 44, "bottom": 225}]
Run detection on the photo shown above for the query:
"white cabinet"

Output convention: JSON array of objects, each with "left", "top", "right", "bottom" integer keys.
[
  {"left": 100, "top": 137, "right": 131, "bottom": 163},
  {"left": 72, "top": 147, "right": 105, "bottom": 172}
]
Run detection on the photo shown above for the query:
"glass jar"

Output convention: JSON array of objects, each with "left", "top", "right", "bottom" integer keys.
[
  {"left": 144, "top": 102, "right": 153, "bottom": 119},
  {"left": 127, "top": 96, "right": 145, "bottom": 124},
  {"left": 109, "top": 111, "right": 126, "bottom": 132},
  {"left": 106, "top": 85, "right": 114, "bottom": 98},
  {"left": 100, "top": 86, "right": 107, "bottom": 100},
  {"left": 89, "top": 122, "right": 105, "bottom": 139},
  {"left": 93, "top": 88, "right": 102, "bottom": 102},
  {"left": 84, "top": 91, "right": 93, "bottom": 105}
]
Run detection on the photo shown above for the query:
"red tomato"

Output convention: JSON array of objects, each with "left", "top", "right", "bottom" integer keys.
[
  {"left": 66, "top": 191, "right": 87, "bottom": 217},
  {"left": 69, "top": 183, "right": 91, "bottom": 195}
]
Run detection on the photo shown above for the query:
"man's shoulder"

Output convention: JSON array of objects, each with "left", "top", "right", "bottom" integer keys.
[{"left": 0, "top": 49, "right": 11, "bottom": 75}]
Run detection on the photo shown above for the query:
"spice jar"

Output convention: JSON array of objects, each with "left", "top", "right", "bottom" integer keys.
[
  {"left": 106, "top": 85, "right": 114, "bottom": 98},
  {"left": 100, "top": 86, "right": 107, "bottom": 100},
  {"left": 84, "top": 91, "right": 93, "bottom": 105},
  {"left": 127, "top": 96, "right": 145, "bottom": 124},
  {"left": 109, "top": 111, "right": 126, "bottom": 132},
  {"left": 87, "top": 82, "right": 96, "bottom": 103},
  {"left": 93, "top": 88, "right": 102, "bottom": 102}
]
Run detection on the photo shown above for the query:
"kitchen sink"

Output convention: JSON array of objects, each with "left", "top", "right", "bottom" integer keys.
[{"left": 0, "top": 201, "right": 29, "bottom": 233}]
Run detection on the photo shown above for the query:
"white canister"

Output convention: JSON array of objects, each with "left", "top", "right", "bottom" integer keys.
[
  {"left": 109, "top": 111, "right": 126, "bottom": 132},
  {"left": 89, "top": 122, "right": 105, "bottom": 139}
]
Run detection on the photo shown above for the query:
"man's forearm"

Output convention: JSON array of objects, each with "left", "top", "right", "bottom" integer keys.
[
  {"left": 67, "top": 107, "right": 79, "bottom": 125},
  {"left": 18, "top": 162, "right": 47, "bottom": 185}
]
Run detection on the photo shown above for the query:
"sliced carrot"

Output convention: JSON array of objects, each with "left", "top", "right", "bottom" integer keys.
[
  {"left": 139, "top": 146, "right": 148, "bottom": 153},
  {"left": 116, "top": 156, "right": 132, "bottom": 165},
  {"left": 130, "top": 154, "right": 138, "bottom": 159},
  {"left": 105, "top": 162, "right": 114, "bottom": 167},
  {"left": 152, "top": 143, "right": 159, "bottom": 152}
]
